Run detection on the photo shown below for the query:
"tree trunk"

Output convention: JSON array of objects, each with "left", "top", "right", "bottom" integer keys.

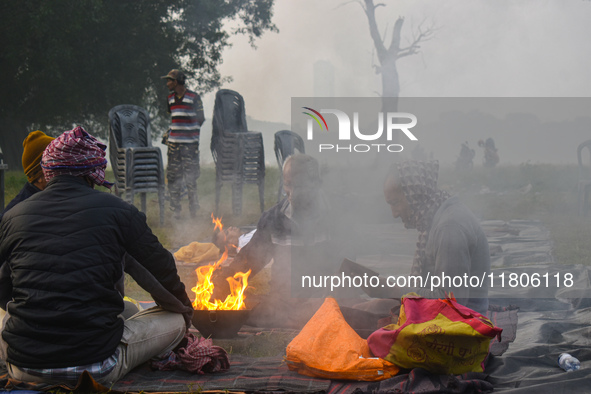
[
  {"left": 380, "top": 55, "right": 400, "bottom": 112},
  {"left": 0, "top": 117, "right": 28, "bottom": 171}
]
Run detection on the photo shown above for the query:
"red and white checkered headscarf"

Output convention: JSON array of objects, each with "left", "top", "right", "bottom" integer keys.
[{"left": 41, "top": 126, "right": 113, "bottom": 189}]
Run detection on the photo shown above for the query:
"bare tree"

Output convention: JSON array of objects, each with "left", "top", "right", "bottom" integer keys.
[{"left": 358, "top": 0, "right": 435, "bottom": 110}]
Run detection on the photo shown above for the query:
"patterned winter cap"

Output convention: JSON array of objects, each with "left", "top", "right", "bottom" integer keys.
[{"left": 41, "top": 126, "right": 113, "bottom": 189}]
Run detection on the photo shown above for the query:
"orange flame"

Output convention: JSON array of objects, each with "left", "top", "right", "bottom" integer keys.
[
  {"left": 211, "top": 213, "right": 223, "bottom": 232},
  {"left": 191, "top": 249, "right": 251, "bottom": 310},
  {"left": 192, "top": 216, "right": 251, "bottom": 310}
]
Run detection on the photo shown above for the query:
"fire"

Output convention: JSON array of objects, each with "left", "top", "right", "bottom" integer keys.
[
  {"left": 191, "top": 215, "right": 251, "bottom": 310},
  {"left": 212, "top": 213, "right": 240, "bottom": 254},
  {"left": 211, "top": 213, "right": 223, "bottom": 232}
]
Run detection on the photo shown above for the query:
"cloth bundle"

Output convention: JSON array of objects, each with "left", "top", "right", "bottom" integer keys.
[
  {"left": 151, "top": 333, "right": 230, "bottom": 374},
  {"left": 174, "top": 242, "right": 220, "bottom": 265}
]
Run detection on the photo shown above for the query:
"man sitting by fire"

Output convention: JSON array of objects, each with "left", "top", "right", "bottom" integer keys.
[
  {"left": 211, "top": 224, "right": 256, "bottom": 257},
  {"left": 213, "top": 154, "right": 355, "bottom": 328},
  {"left": 0, "top": 126, "right": 193, "bottom": 386},
  {"left": 382, "top": 160, "right": 490, "bottom": 314}
]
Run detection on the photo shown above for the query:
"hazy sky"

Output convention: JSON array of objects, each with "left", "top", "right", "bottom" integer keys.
[{"left": 198, "top": 0, "right": 591, "bottom": 125}]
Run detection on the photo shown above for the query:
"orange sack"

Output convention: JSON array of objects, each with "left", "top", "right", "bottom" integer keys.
[{"left": 285, "top": 298, "right": 399, "bottom": 381}]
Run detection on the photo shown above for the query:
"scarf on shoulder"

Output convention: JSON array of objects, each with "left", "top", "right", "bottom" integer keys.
[{"left": 396, "top": 160, "right": 450, "bottom": 276}]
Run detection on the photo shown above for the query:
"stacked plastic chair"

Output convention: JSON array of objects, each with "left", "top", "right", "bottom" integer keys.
[
  {"left": 108, "top": 105, "right": 165, "bottom": 224},
  {"left": 274, "top": 130, "right": 305, "bottom": 202},
  {"left": 211, "top": 89, "right": 265, "bottom": 216}
]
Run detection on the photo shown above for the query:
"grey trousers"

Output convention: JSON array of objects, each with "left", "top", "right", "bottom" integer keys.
[{"left": 1, "top": 306, "right": 186, "bottom": 387}]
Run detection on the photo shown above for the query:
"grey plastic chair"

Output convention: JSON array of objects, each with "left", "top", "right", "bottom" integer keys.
[
  {"left": 211, "top": 90, "right": 265, "bottom": 216},
  {"left": 577, "top": 139, "right": 591, "bottom": 216},
  {"left": 274, "top": 130, "right": 305, "bottom": 202},
  {"left": 108, "top": 105, "right": 165, "bottom": 224}
]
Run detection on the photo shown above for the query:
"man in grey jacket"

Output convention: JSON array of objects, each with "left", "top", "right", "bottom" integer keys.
[{"left": 383, "top": 160, "right": 489, "bottom": 314}]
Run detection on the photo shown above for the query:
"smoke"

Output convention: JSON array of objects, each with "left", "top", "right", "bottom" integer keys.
[
  {"left": 205, "top": 0, "right": 591, "bottom": 165},
  {"left": 162, "top": 1, "right": 591, "bottom": 327}
]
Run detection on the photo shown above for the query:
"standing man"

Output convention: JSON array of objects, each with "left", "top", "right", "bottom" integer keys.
[{"left": 161, "top": 69, "right": 205, "bottom": 219}]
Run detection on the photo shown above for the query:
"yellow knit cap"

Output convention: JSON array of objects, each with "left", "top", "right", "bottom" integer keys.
[{"left": 22, "top": 130, "right": 55, "bottom": 183}]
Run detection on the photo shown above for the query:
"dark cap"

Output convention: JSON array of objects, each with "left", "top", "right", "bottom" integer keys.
[{"left": 161, "top": 69, "right": 186, "bottom": 84}]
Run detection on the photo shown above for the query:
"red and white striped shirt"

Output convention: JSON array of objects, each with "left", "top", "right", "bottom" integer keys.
[{"left": 167, "top": 90, "right": 205, "bottom": 143}]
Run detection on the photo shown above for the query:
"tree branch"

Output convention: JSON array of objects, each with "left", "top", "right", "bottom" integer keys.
[
  {"left": 335, "top": 0, "right": 364, "bottom": 10},
  {"left": 397, "top": 48, "right": 420, "bottom": 59},
  {"left": 394, "top": 19, "right": 435, "bottom": 59},
  {"left": 387, "top": 16, "right": 404, "bottom": 54},
  {"left": 363, "top": 0, "right": 387, "bottom": 61}
]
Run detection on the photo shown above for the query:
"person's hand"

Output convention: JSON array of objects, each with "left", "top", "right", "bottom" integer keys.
[
  {"left": 182, "top": 308, "right": 193, "bottom": 329},
  {"left": 161, "top": 129, "right": 170, "bottom": 145}
]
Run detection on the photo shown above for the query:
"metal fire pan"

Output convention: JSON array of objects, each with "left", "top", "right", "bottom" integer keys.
[{"left": 192, "top": 309, "right": 250, "bottom": 339}]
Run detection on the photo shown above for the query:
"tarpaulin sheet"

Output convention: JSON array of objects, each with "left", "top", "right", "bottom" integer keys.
[
  {"left": 2, "top": 220, "right": 590, "bottom": 393},
  {"left": 112, "top": 354, "right": 330, "bottom": 393},
  {"left": 453, "top": 220, "right": 591, "bottom": 392}
]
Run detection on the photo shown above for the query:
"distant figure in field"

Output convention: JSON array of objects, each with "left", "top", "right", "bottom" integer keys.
[
  {"left": 455, "top": 141, "right": 475, "bottom": 172},
  {"left": 478, "top": 138, "right": 499, "bottom": 168}
]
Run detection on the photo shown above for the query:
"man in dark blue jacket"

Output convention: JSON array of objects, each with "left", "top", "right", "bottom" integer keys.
[
  {"left": 0, "top": 131, "right": 54, "bottom": 310},
  {"left": 0, "top": 130, "right": 54, "bottom": 219},
  {"left": 0, "top": 127, "right": 193, "bottom": 386}
]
